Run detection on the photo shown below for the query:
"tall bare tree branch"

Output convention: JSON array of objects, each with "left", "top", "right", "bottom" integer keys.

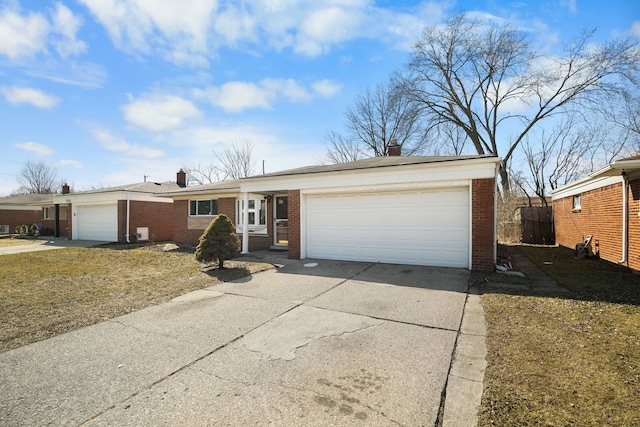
[
  {"left": 398, "top": 13, "right": 640, "bottom": 195},
  {"left": 17, "top": 161, "right": 58, "bottom": 194}
]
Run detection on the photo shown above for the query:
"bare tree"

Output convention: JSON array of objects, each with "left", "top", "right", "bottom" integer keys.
[
  {"left": 324, "top": 131, "right": 364, "bottom": 164},
  {"left": 17, "top": 161, "right": 58, "bottom": 194},
  {"left": 216, "top": 140, "right": 256, "bottom": 180},
  {"left": 431, "top": 122, "right": 469, "bottom": 155},
  {"left": 326, "top": 80, "right": 429, "bottom": 163},
  {"left": 183, "top": 163, "right": 222, "bottom": 186},
  {"left": 520, "top": 114, "right": 602, "bottom": 205},
  {"left": 185, "top": 141, "right": 257, "bottom": 183},
  {"left": 398, "top": 13, "right": 640, "bottom": 195}
]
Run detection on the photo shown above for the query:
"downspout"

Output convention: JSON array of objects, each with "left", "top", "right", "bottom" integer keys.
[
  {"left": 241, "top": 192, "right": 249, "bottom": 254},
  {"left": 126, "top": 193, "right": 131, "bottom": 243},
  {"left": 619, "top": 172, "right": 629, "bottom": 265}
]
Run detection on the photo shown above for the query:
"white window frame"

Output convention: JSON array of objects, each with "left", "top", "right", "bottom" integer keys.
[
  {"left": 572, "top": 194, "right": 581, "bottom": 211},
  {"left": 43, "top": 207, "right": 52, "bottom": 220},
  {"left": 189, "top": 199, "right": 218, "bottom": 216},
  {"left": 236, "top": 197, "right": 267, "bottom": 234}
]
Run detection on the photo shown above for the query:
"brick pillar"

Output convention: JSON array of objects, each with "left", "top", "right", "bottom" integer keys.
[
  {"left": 288, "top": 189, "right": 301, "bottom": 259},
  {"left": 471, "top": 178, "right": 496, "bottom": 271}
]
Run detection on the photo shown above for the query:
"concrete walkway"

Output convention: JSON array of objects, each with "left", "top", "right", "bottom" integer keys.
[
  {"left": 0, "top": 259, "right": 487, "bottom": 426},
  {"left": 0, "top": 239, "right": 102, "bottom": 255}
]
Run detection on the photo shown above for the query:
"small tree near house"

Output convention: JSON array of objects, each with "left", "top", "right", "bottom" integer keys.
[{"left": 195, "top": 214, "right": 241, "bottom": 269}]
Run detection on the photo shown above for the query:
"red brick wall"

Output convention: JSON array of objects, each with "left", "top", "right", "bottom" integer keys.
[
  {"left": 173, "top": 200, "right": 200, "bottom": 244},
  {"left": 287, "top": 190, "right": 301, "bottom": 259},
  {"left": 117, "top": 200, "right": 174, "bottom": 243},
  {"left": 471, "top": 178, "right": 496, "bottom": 271},
  {"left": 554, "top": 183, "right": 623, "bottom": 266},
  {"left": 0, "top": 208, "right": 69, "bottom": 237},
  {"left": 172, "top": 196, "right": 274, "bottom": 251},
  {"left": 555, "top": 179, "right": 640, "bottom": 271},
  {"left": 0, "top": 209, "right": 42, "bottom": 234}
]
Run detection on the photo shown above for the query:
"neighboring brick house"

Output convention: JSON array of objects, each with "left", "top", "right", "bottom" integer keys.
[
  {"left": 46, "top": 173, "right": 186, "bottom": 243},
  {"left": 552, "top": 155, "right": 640, "bottom": 271},
  {"left": 161, "top": 155, "right": 500, "bottom": 271},
  {"left": 0, "top": 193, "right": 69, "bottom": 237}
]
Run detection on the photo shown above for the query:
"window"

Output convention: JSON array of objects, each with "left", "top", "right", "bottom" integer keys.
[
  {"left": 236, "top": 198, "right": 267, "bottom": 228},
  {"left": 572, "top": 194, "right": 581, "bottom": 211},
  {"left": 189, "top": 199, "right": 218, "bottom": 216},
  {"left": 43, "top": 207, "right": 52, "bottom": 219}
]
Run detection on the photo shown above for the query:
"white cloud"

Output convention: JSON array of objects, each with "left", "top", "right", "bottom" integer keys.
[
  {"left": 92, "top": 128, "right": 165, "bottom": 158},
  {"left": 79, "top": 0, "right": 217, "bottom": 66},
  {"left": 13, "top": 141, "right": 55, "bottom": 156},
  {"left": 79, "top": 0, "right": 442, "bottom": 64},
  {"left": 559, "top": 0, "right": 577, "bottom": 14},
  {"left": 51, "top": 2, "right": 87, "bottom": 57},
  {"left": 0, "top": 2, "right": 86, "bottom": 60},
  {"left": 1, "top": 86, "right": 59, "bottom": 108},
  {"left": 0, "top": 4, "right": 49, "bottom": 59},
  {"left": 631, "top": 21, "right": 640, "bottom": 37},
  {"left": 168, "top": 123, "right": 323, "bottom": 174},
  {"left": 27, "top": 61, "right": 106, "bottom": 89},
  {"left": 193, "top": 77, "right": 337, "bottom": 113},
  {"left": 122, "top": 94, "right": 202, "bottom": 132},
  {"left": 312, "top": 79, "right": 342, "bottom": 97},
  {"left": 59, "top": 159, "right": 84, "bottom": 169},
  {"left": 194, "top": 81, "right": 272, "bottom": 113}
]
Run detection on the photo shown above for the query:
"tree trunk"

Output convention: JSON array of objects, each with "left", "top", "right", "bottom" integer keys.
[
  {"left": 499, "top": 162, "right": 511, "bottom": 197},
  {"left": 218, "top": 258, "right": 225, "bottom": 269}
]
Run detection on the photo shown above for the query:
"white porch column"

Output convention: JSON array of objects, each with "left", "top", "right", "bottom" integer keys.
[{"left": 241, "top": 192, "right": 249, "bottom": 254}]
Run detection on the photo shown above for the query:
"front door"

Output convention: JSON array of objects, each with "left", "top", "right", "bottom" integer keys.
[{"left": 274, "top": 196, "right": 288, "bottom": 246}]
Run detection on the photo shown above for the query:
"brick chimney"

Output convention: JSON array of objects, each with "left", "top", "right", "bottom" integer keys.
[
  {"left": 388, "top": 140, "right": 401, "bottom": 156},
  {"left": 62, "top": 183, "right": 70, "bottom": 194},
  {"left": 177, "top": 169, "right": 187, "bottom": 187}
]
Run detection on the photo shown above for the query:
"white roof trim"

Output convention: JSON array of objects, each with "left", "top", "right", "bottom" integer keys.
[
  {"left": 552, "top": 175, "right": 622, "bottom": 200},
  {"left": 552, "top": 157, "right": 640, "bottom": 199}
]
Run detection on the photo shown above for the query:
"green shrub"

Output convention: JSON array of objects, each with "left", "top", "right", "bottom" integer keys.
[
  {"left": 195, "top": 214, "right": 241, "bottom": 269},
  {"left": 29, "top": 224, "right": 39, "bottom": 236},
  {"left": 15, "top": 225, "right": 28, "bottom": 235}
]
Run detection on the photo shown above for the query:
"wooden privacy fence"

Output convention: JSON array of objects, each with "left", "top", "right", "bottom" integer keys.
[{"left": 519, "top": 206, "right": 554, "bottom": 245}]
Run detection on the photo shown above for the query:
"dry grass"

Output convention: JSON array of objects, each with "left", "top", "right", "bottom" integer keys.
[
  {"left": 0, "top": 237, "right": 44, "bottom": 247},
  {"left": 0, "top": 246, "right": 273, "bottom": 353},
  {"left": 477, "top": 245, "right": 640, "bottom": 426}
]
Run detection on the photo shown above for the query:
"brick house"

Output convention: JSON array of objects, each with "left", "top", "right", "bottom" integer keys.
[
  {"left": 552, "top": 155, "right": 640, "bottom": 271},
  {"left": 46, "top": 176, "right": 185, "bottom": 243},
  {"left": 0, "top": 193, "right": 69, "bottom": 237},
  {"left": 161, "top": 155, "right": 500, "bottom": 271}
]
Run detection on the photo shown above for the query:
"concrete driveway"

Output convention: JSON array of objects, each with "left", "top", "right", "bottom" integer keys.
[{"left": 0, "top": 259, "right": 486, "bottom": 426}]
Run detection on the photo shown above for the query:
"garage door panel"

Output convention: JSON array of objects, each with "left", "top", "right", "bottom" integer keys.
[
  {"left": 306, "top": 188, "right": 469, "bottom": 267},
  {"left": 76, "top": 204, "right": 118, "bottom": 242}
]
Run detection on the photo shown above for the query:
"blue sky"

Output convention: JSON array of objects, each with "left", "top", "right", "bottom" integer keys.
[{"left": 1, "top": 0, "right": 638, "bottom": 196}]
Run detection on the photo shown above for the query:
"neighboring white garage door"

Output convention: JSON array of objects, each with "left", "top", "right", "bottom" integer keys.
[
  {"left": 305, "top": 187, "right": 469, "bottom": 267},
  {"left": 76, "top": 204, "right": 118, "bottom": 242}
]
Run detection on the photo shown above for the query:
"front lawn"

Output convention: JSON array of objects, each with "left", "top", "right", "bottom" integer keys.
[
  {"left": 477, "top": 245, "right": 640, "bottom": 426},
  {"left": 0, "top": 246, "right": 273, "bottom": 353}
]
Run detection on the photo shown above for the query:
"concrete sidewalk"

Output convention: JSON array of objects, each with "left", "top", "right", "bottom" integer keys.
[
  {"left": 0, "top": 239, "right": 102, "bottom": 255},
  {"left": 0, "top": 259, "right": 486, "bottom": 426}
]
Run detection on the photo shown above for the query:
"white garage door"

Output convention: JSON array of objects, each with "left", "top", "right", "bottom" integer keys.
[
  {"left": 305, "top": 187, "right": 469, "bottom": 267},
  {"left": 76, "top": 204, "right": 118, "bottom": 242}
]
